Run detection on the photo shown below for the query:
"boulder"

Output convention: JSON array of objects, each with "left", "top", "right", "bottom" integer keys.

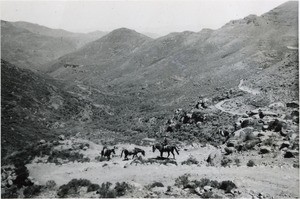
[
  {"left": 58, "top": 135, "right": 65, "bottom": 140},
  {"left": 83, "top": 146, "right": 89, "bottom": 151},
  {"left": 232, "top": 127, "right": 254, "bottom": 140},
  {"left": 203, "top": 186, "right": 213, "bottom": 192},
  {"left": 224, "top": 147, "right": 235, "bottom": 155},
  {"left": 286, "top": 101, "right": 299, "bottom": 108},
  {"left": 206, "top": 150, "right": 223, "bottom": 166},
  {"left": 284, "top": 150, "right": 299, "bottom": 158},
  {"left": 39, "top": 139, "right": 46, "bottom": 144},
  {"left": 260, "top": 146, "right": 271, "bottom": 154},
  {"left": 269, "top": 102, "right": 285, "bottom": 109},
  {"left": 279, "top": 141, "right": 290, "bottom": 150}
]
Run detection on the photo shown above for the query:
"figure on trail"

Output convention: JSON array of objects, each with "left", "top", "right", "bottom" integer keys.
[
  {"left": 120, "top": 148, "right": 145, "bottom": 160},
  {"left": 152, "top": 142, "right": 179, "bottom": 159},
  {"left": 101, "top": 146, "right": 115, "bottom": 161}
]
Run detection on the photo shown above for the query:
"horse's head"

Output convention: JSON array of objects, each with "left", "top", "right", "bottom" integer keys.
[
  {"left": 152, "top": 145, "right": 156, "bottom": 152},
  {"left": 111, "top": 149, "right": 116, "bottom": 154},
  {"left": 141, "top": 150, "right": 145, "bottom": 156}
]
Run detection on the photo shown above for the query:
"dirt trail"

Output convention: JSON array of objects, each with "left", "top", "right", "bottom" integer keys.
[
  {"left": 26, "top": 139, "right": 299, "bottom": 198},
  {"left": 215, "top": 79, "right": 259, "bottom": 115}
]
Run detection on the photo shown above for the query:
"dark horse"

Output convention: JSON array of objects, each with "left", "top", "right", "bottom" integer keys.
[
  {"left": 101, "top": 146, "right": 116, "bottom": 161},
  {"left": 120, "top": 148, "right": 145, "bottom": 160},
  {"left": 152, "top": 143, "right": 179, "bottom": 159}
]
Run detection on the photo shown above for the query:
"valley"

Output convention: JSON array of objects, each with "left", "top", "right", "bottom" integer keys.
[{"left": 1, "top": 1, "right": 299, "bottom": 198}]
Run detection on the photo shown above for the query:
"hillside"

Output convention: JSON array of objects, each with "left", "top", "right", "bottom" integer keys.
[
  {"left": 11, "top": 21, "right": 107, "bottom": 48},
  {"left": 46, "top": 1, "right": 298, "bottom": 133},
  {"left": 1, "top": 20, "right": 106, "bottom": 71},
  {"left": 0, "top": 59, "right": 109, "bottom": 160}
]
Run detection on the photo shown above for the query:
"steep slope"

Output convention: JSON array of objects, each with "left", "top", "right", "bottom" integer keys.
[
  {"left": 11, "top": 21, "right": 107, "bottom": 48},
  {"left": 47, "top": 28, "right": 152, "bottom": 80},
  {"left": 48, "top": 1, "right": 298, "bottom": 107},
  {"left": 1, "top": 59, "right": 107, "bottom": 159},
  {"left": 0, "top": 20, "right": 107, "bottom": 71}
]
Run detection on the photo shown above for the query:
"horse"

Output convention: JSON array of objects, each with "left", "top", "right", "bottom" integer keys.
[
  {"left": 152, "top": 143, "right": 179, "bottom": 159},
  {"left": 120, "top": 147, "right": 145, "bottom": 160},
  {"left": 101, "top": 146, "right": 116, "bottom": 161}
]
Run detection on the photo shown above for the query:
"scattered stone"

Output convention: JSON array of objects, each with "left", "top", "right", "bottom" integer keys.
[
  {"left": 279, "top": 141, "right": 290, "bottom": 150},
  {"left": 83, "top": 146, "right": 89, "bottom": 151},
  {"left": 286, "top": 101, "right": 299, "bottom": 108},
  {"left": 284, "top": 150, "right": 299, "bottom": 158},
  {"left": 260, "top": 146, "right": 271, "bottom": 154},
  {"left": 207, "top": 150, "right": 223, "bottom": 166},
  {"left": 224, "top": 147, "right": 235, "bottom": 155},
  {"left": 39, "top": 139, "right": 46, "bottom": 144},
  {"left": 203, "top": 186, "right": 213, "bottom": 192},
  {"left": 269, "top": 102, "right": 285, "bottom": 109},
  {"left": 58, "top": 135, "right": 65, "bottom": 140}
]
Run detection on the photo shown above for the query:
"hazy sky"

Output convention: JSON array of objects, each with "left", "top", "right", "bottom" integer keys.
[{"left": 1, "top": 0, "right": 290, "bottom": 35}]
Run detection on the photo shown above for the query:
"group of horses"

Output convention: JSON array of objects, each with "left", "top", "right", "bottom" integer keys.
[{"left": 101, "top": 143, "right": 180, "bottom": 161}]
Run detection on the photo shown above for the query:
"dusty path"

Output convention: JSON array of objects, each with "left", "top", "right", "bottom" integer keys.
[
  {"left": 215, "top": 79, "right": 259, "bottom": 115},
  {"left": 26, "top": 140, "right": 299, "bottom": 198}
]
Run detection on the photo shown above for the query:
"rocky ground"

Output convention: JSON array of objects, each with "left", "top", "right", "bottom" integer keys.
[{"left": 2, "top": 90, "right": 299, "bottom": 198}]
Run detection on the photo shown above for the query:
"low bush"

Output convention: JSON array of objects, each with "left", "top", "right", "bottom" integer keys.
[
  {"left": 48, "top": 150, "right": 89, "bottom": 164},
  {"left": 114, "top": 182, "right": 131, "bottom": 196},
  {"left": 23, "top": 185, "right": 43, "bottom": 198},
  {"left": 150, "top": 182, "right": 164, "bottom": 188},
  {"left": 57, "top": 178, "right": 92, "bottom": 197},
  {"left": 87, "top": 183, "right": 100, "bottom": 192},
  {"left": 174, "top": 174, "right": 190, "bottom": 188},
  {"left": 46, "top": 180, "right": 57, "bottom": 189},
  {"left": 219, "top": 180, "right": 237, "bottom": 193},
  {"left": 97, "top": 182, "right": 116, "bottom": 198},
  {"left": 221, "top": 157, "right": 232, "bottom": 167},
  {"left": 181, "top": 156, "right": 199, "bottom": 165},
  {"left": 193, "top": 178, "right": 220, "bottom": 189},
  {"left": 247, "top": 160, "right": 255, "bottom": 167},
  {"left": 1, "top": 185, "right": 19, "bottom": 198}
]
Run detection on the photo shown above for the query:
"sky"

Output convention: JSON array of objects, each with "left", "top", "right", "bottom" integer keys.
[{"left": 0, "top": 0, "right": 290, "bottom": 35}]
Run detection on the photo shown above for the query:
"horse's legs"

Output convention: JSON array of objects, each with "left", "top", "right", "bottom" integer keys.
[
  {"left": 160, "top": 151, "right": 163, "bottom": 157},
  {"left": 171, "top": 151, "right": 175, "bottom": 159},
  {"left": 167, "top": 151, "right": 170, "bottom": 158}
]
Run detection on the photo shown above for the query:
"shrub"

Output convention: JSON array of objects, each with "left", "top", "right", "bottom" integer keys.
[
  {"left": 57, "top": 178, "right": 92, "bottom": 197},
  {"left": 150, "top": 182, "right": 164, "bottom": 188},
  {"left": 46, "top": 180, "right": 57, "bottom": 189},
  {"left": 247, "top": 160, "right": 255, "bottom": 167},
  {"left": 23, "top": 185, "right": 43, "bottom": 198},
  {"left": 174, "top": 174, "right": 190, "bottom": 188},
  {"left": 97, "top": 182, "right": 116, "bottom": 198},
  {"left": 221, "top": 157, "right": 232, "bottom": 167},
  {"left": 48, "top": 150, "right": 89, "bottom": 164},
  {"left": 13, "top": 165, "right": 33, "bottom": 188},
  {"left": 234, "top": 158, "right": 241, "bottom": 167},
  {"left": 181, "top": 156, "right": 199, "bottom": 165},
  {"left": 219, "top": 180, "right": 237, "bottom": 193},
  {"left": 114, "top": 182, "right": 131, "bottom": 196},
  {"left": 193, "top": 178, "right": 220, "bottom": 189},
  {"left": 1, "top": 185, "right": 19, "bottom": 198},
  {"left": 87, "top": 183, "right": 100, "bottom": 192}
]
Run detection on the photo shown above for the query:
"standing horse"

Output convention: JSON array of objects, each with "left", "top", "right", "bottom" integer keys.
[
  {"left": 120, "top": 148, "right": 145, "bottom": 160},
  {"left": 152, "top": 143, "right": 179, "bottom": 159},
  {"left": 101, "top": 146, "right": 116, "bottom": 161}
]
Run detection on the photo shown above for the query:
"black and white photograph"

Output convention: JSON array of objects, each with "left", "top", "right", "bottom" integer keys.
[{"left": 1, "top": 0, "right": 299, "bottom": 198}]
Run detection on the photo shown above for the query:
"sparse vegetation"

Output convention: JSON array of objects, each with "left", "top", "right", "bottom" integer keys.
[
  {"left": 150, "top": 182, "right": 164, "bottom": 188},
  {"left": 23, "top": 185, "right": 44, "bottom": 198},
  {"left": 181, "top": 156, "right": 199, "bottom": 165},
  {"left": 219, "top": 180, "right": 237, "bottom": 193},
  {"left": 57, "top": 178, "right": 93, "bottom": 198},
  {"left": 247, "top": 160, "right": 256, "bottom": 167}
]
